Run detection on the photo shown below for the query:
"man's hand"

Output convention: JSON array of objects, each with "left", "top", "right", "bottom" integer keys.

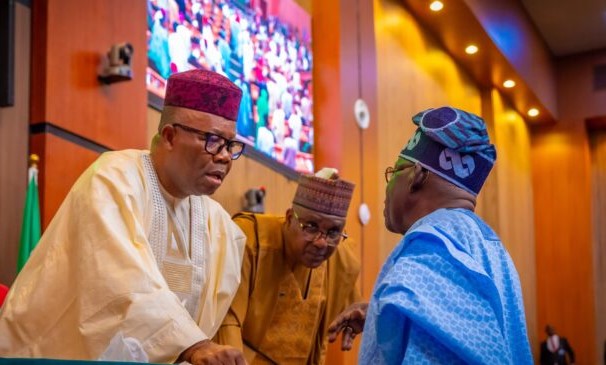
[
  {"left": 177, "top": 340, "right": 247, "bottom": 365},
  {"left": 327, "top": 302, "right": 368, "bottom": 351}
]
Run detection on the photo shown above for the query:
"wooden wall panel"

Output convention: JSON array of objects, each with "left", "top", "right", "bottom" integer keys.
[
  {"left": 31, "top": 0, "right": 148, "bottom": 151},
  {"left": 374, "top": 0, "right": 539, "bottom": 359},
  {"left": 374, "top": 0, "right": 483, "bottom": 263},
  {"left": 26, "top": 0, "right": 150, "bottom": 250},
  {"left": 590, "top": 131, "right": 606, "bottom": 365},
  {"left": 0, "top": 3, "right": 30, "bottom": 285},
  {"left": 476, "top": 89, "right": 500, "bottom": 230},
  {"left": 532, "top": 124, "right": 596, "bottom": 364},
  {"left": 491, "top": 90, "right": 538, "bottom": 357},
  {"left": 29, "top": 133, "right": 101, "bottom": 228},
  {"left": 212, "top": 157, "right": 299, "bottom": 215},
  {"left": 530, "top": 48, "right": 606, "bottom": 365},
  {"left": 557, "top": 50, "right": 606, "bottom": 121},
  {"left": 314, "top": 0, "right": 380, "bottom": 363}
]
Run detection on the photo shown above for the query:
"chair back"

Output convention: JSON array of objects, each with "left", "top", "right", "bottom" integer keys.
[{"left": 0, "top": 283, "right": 9, "bottom": 306}]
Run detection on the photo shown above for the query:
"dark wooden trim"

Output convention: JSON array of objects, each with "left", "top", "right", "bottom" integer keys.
[{"left": 30, "top": 122, "right": 111, "bottom": 153}]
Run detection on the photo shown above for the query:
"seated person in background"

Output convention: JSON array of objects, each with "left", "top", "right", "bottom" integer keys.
[
  {"left": 328, "top": 106, "right": 533, "bottom": 364},
  {"left": 215, "top": 168, "right": 362, "bottom": 364},
  {"left": 540, "top": 324, "right": 575, "bottom": 365},
  {"left": 0, "top": 69, "right": 248, "bottom": 365}
]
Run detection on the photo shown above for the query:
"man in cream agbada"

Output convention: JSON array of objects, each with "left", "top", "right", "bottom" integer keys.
[{"left": 0, "top": 69, "right": 248, "bottom": 365}]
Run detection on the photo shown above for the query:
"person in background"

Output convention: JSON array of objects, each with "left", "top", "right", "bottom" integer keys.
[
  {"left": 215, "top": 168, "right": 362, "bottom": 364},
  {"left": 0, "top": 69, "right": 248, "bottom": 365},
  {"left": 328, "top": 106, "right": 533, "bottom": 364},
  {"left": 540, "top": 325, "right": 575, "bottom": 365}
]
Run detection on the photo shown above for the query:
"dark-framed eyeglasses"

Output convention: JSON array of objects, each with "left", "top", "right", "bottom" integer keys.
[
  {"left": 172, "top": 123, "right": 245, "bottom": 160},
  {"left": 292, "top": 210, "right": 347, "bottom": 247},
  {"left": 384, "top": 164, "right": 413, "bottom": 183}
]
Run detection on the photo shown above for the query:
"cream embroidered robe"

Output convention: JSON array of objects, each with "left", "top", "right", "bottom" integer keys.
[{"left": 0, "top": 150, "right": 245, "bottom": 363}]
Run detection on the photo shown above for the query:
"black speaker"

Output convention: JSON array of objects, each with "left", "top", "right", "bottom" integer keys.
[{"left": 0, "top": 0, "right": 15, "bottom": 107}]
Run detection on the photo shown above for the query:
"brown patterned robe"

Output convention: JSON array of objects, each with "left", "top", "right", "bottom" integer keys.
[{"left": 214, "top": 213, "right": 361, "bottom": 364}]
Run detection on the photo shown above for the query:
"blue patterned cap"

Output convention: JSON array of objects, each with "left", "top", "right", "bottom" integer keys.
[{"left": 399, "top": 106, "right": 496, "bottom": 195}]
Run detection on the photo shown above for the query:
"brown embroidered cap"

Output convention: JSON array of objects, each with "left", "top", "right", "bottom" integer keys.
[{"left": 293, "top": 168, "right": 355, "bottom": 217}]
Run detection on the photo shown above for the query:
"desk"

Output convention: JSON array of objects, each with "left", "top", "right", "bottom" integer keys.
[{"left": 0, "top": 359, "right": 162, "bottom": 365}]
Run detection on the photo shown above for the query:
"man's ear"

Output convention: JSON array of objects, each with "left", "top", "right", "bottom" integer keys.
[
  {"left": 285, "top": 207, "right": 294, "bottom": 224},
  {"left": 409, "top": 164, "right": 429, "bottom": 193},
  {"left": 159, "top": 124, "right": 176, "bottom": 148}
]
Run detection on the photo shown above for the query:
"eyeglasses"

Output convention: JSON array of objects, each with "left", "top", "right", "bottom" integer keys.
[
  {"left": 292, "top": 210, "right": 348, "bottom": 246},
  {"left": 172, "top": 123, "right": 246, "bottom": 160},
  {"left": 384, "top": 165, "right": 413, "bottom": 183}
]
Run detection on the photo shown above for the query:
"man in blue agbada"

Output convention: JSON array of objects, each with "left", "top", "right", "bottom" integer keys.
[{"left": 327, "top": 106, "right": 533, "bottom": 364}]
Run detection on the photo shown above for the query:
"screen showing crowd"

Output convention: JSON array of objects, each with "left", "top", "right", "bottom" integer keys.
[{"left": 147, "top": 0, "right": 314, "bottom": 173}]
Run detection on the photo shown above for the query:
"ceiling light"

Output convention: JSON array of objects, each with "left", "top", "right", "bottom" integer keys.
[
  {"left": 465, "top": 45, "right": 478, "bottom": 55},
  {"left": 429, "top": 1, "right": 444, "bottom": 11},
  {"left": 527, "top": 108, "right": 540, "bottom": 117},
  {"left": 503, "top": 80, "right": 516, "bottom": 88}
]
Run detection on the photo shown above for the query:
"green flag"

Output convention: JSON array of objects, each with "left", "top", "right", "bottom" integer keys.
[{"left": 17, "top": 164, "right": 41, "bottom": 273}]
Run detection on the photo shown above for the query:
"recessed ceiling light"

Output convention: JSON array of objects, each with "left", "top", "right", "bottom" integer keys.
[
  {"left": 527, "top": 108, "right": 540, "bottom": 117},
  {"left": 429, "top": 1, "right": 444, "bottom": 11},
  {"left": 465, "top": 45, "right": 478, "bottom": 55},
  {"left": 503, "top": 80, "right": 516, "bottom": 88}
]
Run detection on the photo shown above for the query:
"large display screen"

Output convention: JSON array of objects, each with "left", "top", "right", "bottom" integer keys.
[{"left": 147, "top": 0, "right": 314, "bottom": 177}]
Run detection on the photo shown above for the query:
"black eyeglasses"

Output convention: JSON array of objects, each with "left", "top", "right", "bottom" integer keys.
[
  {"left": 172, "top": 123, "right": 245, "bottom": 160},
  {"left": 292, "top": 210, "right": 347, "bottom": 247},
  {"left": 384, "top": 165, "right": 413, "bottom": 183}
]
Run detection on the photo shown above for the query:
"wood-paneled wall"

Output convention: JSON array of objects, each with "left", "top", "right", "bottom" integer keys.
[
  {"left": 490, "top": 90, "right": 538, "bottom": 357},
  {"left": 31, "top": 0, "right": 148, "bottom": 149},
  {"left": 29, "top": 133, "right": 101, "bottom": 226},
  {"left": 532, "top": 122, "right": 596, "bottom": 364},
  {"left": 0, "top": 3, "right": 30, "bottom": 285},
  {"left": 313, "top": 0, "right": 380, "bottom": 362},
  {"left": 557, "top": 50, "right": 606, "bottom": 121},
  {"left": 374, "top": 0, "right": 539, "bottom": 358},
  {"left": 30, "top": 0, "right": 148, "bottom": 228},
  {"left": 374, "top": 0, "right": 483, "bottom": 262},
  {"left": 530, "top": 50, "right": 606, "bottom": 365},
  {"left": 590, "top": 130, "right": 606, "bottom": 364}
]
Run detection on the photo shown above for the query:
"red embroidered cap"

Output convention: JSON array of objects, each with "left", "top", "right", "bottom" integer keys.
[{"left": 164, "top": 69, "right": 243, "bottom": 121}]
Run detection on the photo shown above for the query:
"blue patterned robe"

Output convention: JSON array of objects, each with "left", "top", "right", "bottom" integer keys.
[{"left": 359, "top": 208, "right": 532, "bottom": 364}]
